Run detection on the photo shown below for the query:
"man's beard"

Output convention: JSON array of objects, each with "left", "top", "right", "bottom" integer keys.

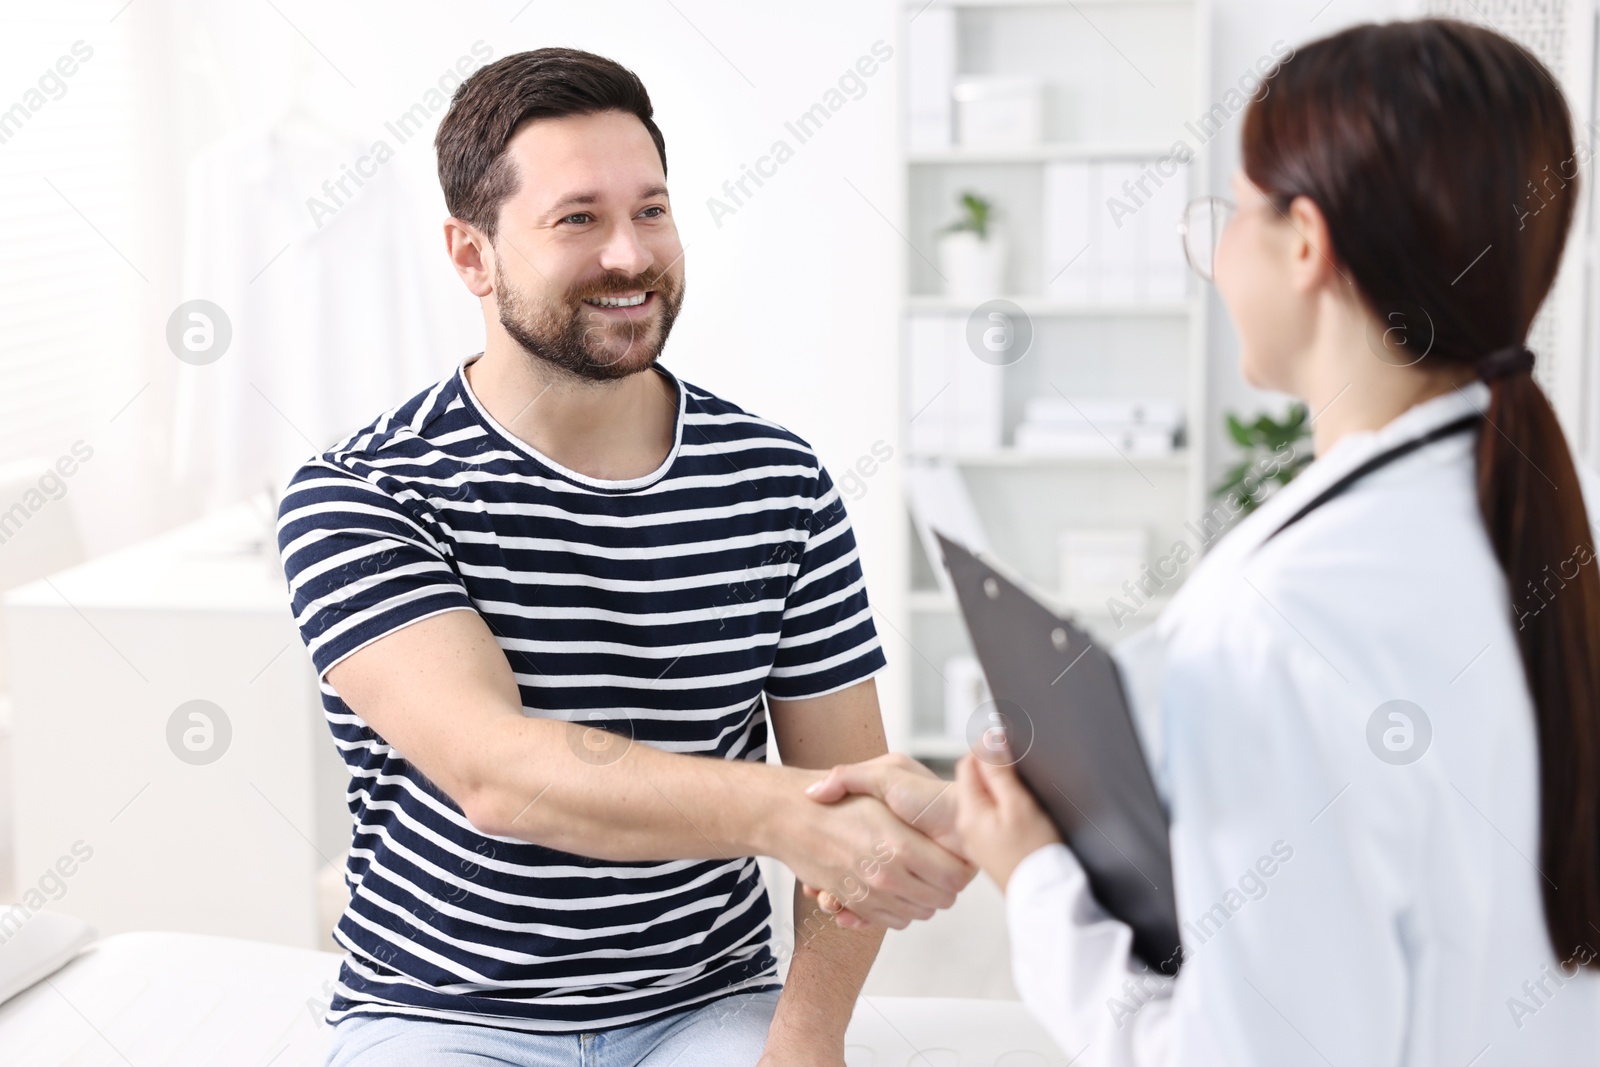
[{"left": 493, "top": 252, "right": 684, "bottom": 382}]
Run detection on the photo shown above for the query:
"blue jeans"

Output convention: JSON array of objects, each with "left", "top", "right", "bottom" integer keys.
[{"left": 324, "top": 989, "right": 782, "bottom": 1067}]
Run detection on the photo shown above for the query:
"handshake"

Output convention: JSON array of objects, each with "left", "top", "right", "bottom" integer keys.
[{"left": 783, "top": 747, "right": 1063, "bottom": 930}]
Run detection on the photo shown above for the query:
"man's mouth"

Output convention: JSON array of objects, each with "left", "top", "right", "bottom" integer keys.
[{"left": 581, "top": 291, "right": 654, "bottom": 312}]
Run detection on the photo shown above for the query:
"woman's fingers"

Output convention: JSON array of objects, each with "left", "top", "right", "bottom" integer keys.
[
  {"left": 974, "top": 746, "right": 1025, "bottom": 796},
  {"left": 954, "top": 753, "right": 993, "bottom": 813},
  {"left": 977, "top": 751, "right": 1051, "bottom": 826}
]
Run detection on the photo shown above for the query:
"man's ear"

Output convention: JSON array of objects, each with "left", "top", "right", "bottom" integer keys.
[
  {"left": 1284, "top": 194, "right": 1341, "bottom": 295},
  {"left": 444, "top": 218, "right": 495, "bottom": 299}
]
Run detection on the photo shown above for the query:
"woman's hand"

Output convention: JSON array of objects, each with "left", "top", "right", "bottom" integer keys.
[{"left": 953, "top": 748, "right": 1062, "bottom": 893}]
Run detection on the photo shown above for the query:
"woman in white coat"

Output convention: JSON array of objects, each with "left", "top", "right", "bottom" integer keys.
[{"left": 806, "top": 18, "right": 1600, "bottom": 1065}]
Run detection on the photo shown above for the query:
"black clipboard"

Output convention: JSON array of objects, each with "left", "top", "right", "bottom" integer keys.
[{"left": 938, "top": 531, "right": 1182, "bottom": 974}]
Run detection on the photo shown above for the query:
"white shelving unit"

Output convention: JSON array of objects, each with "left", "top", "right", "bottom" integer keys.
[
  {"left": 906, "top": 294, "right": 1192, "bottom": 317},
  {"left": 907, "top": 142, "right": 1180, "bottom": 164},
  {"left": 895, "top": 0, "right": 1212, "bottom": 760}
]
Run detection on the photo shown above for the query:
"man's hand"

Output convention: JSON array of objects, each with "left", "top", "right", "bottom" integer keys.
[
  {"left": 804, "top": 752, "right": 963, "bottom": 853},
  {"left": 799, "top": 753, "right": 978, "bottom": 928},
  {"left": 776, "top": 782, "right": 972, "bottom": 930}
]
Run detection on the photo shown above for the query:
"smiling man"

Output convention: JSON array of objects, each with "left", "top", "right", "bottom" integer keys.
[{"left": 276, "top": 48, "right": 971, "bottom": 1067}]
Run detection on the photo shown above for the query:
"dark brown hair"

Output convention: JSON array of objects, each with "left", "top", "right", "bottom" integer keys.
[
  {"left": 1244, "top": 18, "right": 1600, "bottom": 961},
  {"left": 434, "top": 47, "right": 667, "bottom": 242}
]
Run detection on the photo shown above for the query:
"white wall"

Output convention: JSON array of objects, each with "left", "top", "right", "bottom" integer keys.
[{"left": 18, "top": 0, "right": 1439, "bottom": 742}]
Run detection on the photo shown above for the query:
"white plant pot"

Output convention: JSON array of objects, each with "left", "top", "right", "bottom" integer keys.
[{"left": 938, "top": 230, "right": 1007, "bottom": 299}]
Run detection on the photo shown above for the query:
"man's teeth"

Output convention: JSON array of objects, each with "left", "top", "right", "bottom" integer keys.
[{"left": 584, "top": 293, "right": 648, "bottom": 308}]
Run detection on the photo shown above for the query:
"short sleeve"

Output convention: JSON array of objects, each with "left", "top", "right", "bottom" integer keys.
[
  {"left": 276, "top": 460, "right": 478, "bottom": 681},
  {"left": 763, "top": 464, "right": 888, "bottom": 701}
]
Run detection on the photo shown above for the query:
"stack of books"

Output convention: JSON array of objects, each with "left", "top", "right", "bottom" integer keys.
[{"left": 1013, "top": 396, "right": 1182, "bottom": 457}]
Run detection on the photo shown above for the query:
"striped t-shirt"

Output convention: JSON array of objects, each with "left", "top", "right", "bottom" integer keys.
[{"left": 275, "top": 354, "right": 887, "bottom": 1032}]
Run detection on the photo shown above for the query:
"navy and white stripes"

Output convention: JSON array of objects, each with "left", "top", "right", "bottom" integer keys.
[{"left": 276, "top": 355, "right": 885, "bottom": 1031}]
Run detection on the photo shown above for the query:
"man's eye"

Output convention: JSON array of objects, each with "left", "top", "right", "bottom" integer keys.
[
  {"left": 639, "top": 206, "right": 665, "bottom": 218},
  {"left": 562, "top": 213, "right": 592, "bottom": 225}
]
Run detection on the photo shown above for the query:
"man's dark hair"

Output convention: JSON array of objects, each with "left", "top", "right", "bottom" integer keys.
[{"left": 434, "top": 47, "right": 667, "bottom": 243}]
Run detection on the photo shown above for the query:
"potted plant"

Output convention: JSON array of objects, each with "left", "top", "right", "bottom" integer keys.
[
  {"left": 937, "top": 191, "right": 1006, "bottom": 298},
  {"left": 1212, "top": 403, "right": 1313, "bottom": 516}
]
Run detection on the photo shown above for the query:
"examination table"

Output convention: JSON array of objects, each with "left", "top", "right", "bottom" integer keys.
[{"left": 0, "top": 927, "right": 1064, "bottom": 1065}]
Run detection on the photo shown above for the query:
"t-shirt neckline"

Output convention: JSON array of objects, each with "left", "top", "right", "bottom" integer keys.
[{"left": 455, "top": 351, "right": 686, "bottom": 492}]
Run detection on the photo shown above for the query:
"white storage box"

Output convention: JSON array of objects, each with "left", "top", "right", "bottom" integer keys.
[
  {"left": 1059, "top": 528, "right": 1149, "bottom": 604},
  {"left": 953, "top": 76, "right": 1043, "bottom": 147}
]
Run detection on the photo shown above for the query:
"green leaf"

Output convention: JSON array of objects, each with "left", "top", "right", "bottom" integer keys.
[
  {"left": 1214, "top": 473, "right": 1247, "bottom": 497},
  {"left": 953, "top": 191, "right": 993, "bottom": 241},
  {"left": 1213, "top": 404, "right": 1314, "bottom": 507}
]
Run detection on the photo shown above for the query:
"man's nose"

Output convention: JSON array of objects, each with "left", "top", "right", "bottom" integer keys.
[{"left": 597, "top": 220, "right": 652, "bottom": 277}]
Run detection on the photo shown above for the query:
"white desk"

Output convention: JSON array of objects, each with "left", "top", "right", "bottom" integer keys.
[{"left": 1, "top": 496, "right": 348, "bottom": 949}]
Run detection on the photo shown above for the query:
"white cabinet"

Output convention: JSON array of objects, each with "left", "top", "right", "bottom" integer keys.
[{"left": 2, "top": 497, "right": 347, "bottom": 949}]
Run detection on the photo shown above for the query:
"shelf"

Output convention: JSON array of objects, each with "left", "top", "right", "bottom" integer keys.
[
  {"left": 907, "top": 735, "right": 971, "bottom": 761},
  {"left": 907, "top": 448, "right": 1189, "bottom": 469},
  {"left": 908, "top": 589, "right": 955, "bottom": 612},
  {"left": 909, "top": 0, "right": 1189, "bottom": 8},
  {"left": 909, "top": 588, "right": 1173, "bottom": 617},
  {"left": 906, "top": 294, "right": 1194, "bottom": 317},
  {"left": 907, "top": 142, "right": 1179, "bottom": 165}
]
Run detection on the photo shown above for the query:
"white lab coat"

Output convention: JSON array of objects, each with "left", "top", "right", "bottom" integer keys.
[{"left": 1007, "top": 382, "right": 1600, "bottom": 1065}]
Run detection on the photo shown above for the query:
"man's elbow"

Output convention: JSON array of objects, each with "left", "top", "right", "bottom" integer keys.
[
  {"left": 456, "top": 772, "right": 545, "bottom": 841},
  {"left": 441, "top": 717, "right": 550, "bottom": 840},
  {"left": 459, "top": 784, "right": 512, "bottom": 839}
]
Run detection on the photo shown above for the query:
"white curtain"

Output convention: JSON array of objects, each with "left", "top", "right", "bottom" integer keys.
[{"left": 169, "top": 110, "right": 448, "bottom": 513}]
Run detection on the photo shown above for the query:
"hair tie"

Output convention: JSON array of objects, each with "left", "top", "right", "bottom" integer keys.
[{"left": 1477, "top": 344, "right": 1535, "bottom": 382}]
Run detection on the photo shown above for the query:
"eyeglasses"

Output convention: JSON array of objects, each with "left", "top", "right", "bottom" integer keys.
[{"left": 1178, "top": 196, "right": 1237, "bottom": 283}]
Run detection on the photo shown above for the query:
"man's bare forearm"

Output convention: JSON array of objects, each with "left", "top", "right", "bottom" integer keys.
[
  {"left": 327, "top": 613, "right": 968, "bottom": 930},
  {"left": 462, "top": 714, "right": 822, "bottom": 862},
  {"left": 765, "top": 888, "right": 884, "bottom": 1056}
]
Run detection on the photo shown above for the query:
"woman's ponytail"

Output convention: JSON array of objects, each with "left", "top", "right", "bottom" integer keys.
[{"left": 1478, "top": 367, "right": 1600, "bottom": 953}]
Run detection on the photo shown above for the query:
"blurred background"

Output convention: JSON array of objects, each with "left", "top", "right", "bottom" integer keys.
[{"left": 0, "top": 0, "right": 1595, "bottom": 1013}]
